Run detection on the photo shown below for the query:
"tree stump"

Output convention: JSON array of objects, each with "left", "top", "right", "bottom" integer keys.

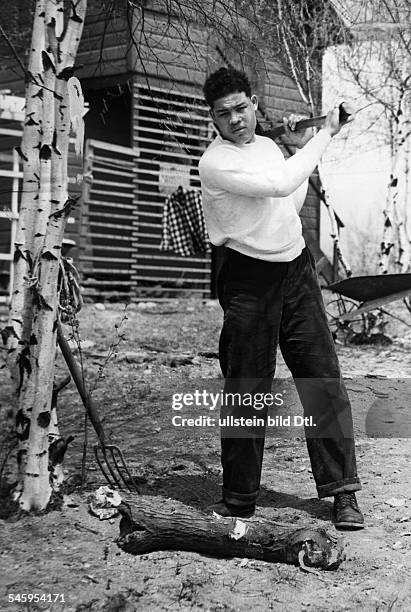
[{"left": 117, "top": 495, "right": 345, "bottom": 571}]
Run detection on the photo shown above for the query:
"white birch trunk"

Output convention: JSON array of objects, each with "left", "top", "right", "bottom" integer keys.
[
  {"left": 379, "top": 84, "right": 411, "bottom": 274},
  {"left": 7, "top": 0, "right": 87, "bottom": 512},
  {"left": 6, "top": 1, "right": 45, "bottom": 380},
  {"left": 379, "top": 170, "right": 397, "bottom": 274},
  {"left": 393, "top": 131, "right": 411, "bottom": 272},
  {"left": 9, "top": 0, "right": 47, "bottom": 496},
  {"left": 318, "top": 161, "right": 352, "bottom": 278},
  {"left": 402, "top": 133, "right": 411, "bottom": 272}
]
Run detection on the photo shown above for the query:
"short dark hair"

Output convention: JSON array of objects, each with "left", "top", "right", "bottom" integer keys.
[{"left": 203, "top": 67, "right": 252, "bottom": 108}]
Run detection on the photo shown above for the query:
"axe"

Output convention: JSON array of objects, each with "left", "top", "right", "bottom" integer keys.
[{"left": 261, "top": 102, "right": 353, "bottom": 140}]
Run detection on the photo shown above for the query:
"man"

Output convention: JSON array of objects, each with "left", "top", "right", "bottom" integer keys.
[{"left": 198, "top": 66, "right": 364, "bottom": 529}]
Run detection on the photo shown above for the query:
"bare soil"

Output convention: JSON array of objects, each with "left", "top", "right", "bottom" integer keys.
[{"left": 0, "top": 298, "right": 410, "bottom": 612}]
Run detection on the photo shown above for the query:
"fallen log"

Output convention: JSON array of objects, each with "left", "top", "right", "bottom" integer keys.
[{"left": 116, "top": 495, "right": 345, "bottom": 571}]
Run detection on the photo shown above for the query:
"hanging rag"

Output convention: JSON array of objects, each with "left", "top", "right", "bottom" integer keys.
[{"left": 160, "top": 186, "right": 211, "bottom": 256}]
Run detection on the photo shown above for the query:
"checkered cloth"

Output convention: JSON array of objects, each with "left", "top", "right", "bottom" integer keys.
[{"left": 160, "top": 186, "right": 211, "bottom": 256}]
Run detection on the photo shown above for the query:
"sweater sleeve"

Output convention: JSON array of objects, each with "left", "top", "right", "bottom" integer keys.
[
  {"left": 293, "top": 179, "right": 309, "bottom": 213},
  {"left": 199, "top": 129, "right": 332, "bottom": 199}
]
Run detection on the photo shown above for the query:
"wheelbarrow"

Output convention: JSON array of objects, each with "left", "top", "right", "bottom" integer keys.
[{"left": 324, "top": 273, "right": 411, "bottom": 341}]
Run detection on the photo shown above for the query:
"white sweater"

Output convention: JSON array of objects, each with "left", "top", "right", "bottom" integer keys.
[{"left": 198, "top": 130, "right": 332, "bottom": 262}]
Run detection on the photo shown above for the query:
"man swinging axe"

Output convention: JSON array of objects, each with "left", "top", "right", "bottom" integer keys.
[{"left": 198, "top": 67, "right": 364, "bottom": 529}]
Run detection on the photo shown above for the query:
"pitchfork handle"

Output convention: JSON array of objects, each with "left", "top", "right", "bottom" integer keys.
[
  {"left": 57, "top": 320, "right": 107, "bottom": 445},
  {"left": 262, "top": 103, "right": 351, "bottom": 140}
]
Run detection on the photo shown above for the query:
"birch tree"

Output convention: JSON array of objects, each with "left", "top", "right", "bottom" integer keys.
[{"left": 4, "top": 0, "right": 87, "bottom": 511}]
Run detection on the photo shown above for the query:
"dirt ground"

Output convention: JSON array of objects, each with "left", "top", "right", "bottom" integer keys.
[{"left": 0, "top": 297, "right": 411, "bottom": 612}]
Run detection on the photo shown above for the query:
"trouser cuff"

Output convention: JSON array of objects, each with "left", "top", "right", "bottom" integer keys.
[
  {"left": 223, "top": 487, "right": 258, "bottom": 507},
  {"left": 317, "top": 477, "right": 362, "bottom": 499}
]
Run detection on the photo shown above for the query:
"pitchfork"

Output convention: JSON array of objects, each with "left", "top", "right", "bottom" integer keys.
[{"left": 56, "top": 320, "right": 138, "bottom": 491}]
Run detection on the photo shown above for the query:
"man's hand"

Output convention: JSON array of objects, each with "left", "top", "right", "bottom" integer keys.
[
  {"left": 282, "top": 113, "right": 313, "bottom": 149},
  {"left": 323, "top": 103, "right": 355, "bottom": 137}
]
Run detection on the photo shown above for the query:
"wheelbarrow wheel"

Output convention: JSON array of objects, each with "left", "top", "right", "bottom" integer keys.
[{"left": 325, "top": 297, "right": 366, "bottom": 345}]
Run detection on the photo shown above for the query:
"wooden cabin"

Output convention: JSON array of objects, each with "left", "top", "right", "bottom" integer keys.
[{"left": 0, "top": 0, "right": 333, "bottom": 302}]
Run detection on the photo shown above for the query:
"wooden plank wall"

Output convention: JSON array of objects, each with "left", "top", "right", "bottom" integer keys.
[
  {"left": 131, "top": 85, "right": 212, "bottom": 298},
  {"left": 78, "top": 138, "right": 138, "bottom": 298},
  {"left": 75, "top": 6, "right": 213, "bottom": 298}
]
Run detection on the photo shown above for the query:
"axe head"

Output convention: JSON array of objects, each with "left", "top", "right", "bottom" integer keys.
[{"left": 338, "top": 102, "right": 354, "bottom": 124}]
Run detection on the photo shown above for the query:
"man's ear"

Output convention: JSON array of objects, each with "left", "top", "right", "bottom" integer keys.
[
  {"left": 251, "top": 95, "right": 258, "bottom": 111},
  {"left": 209, "top": 109, "right": 221, "bottom": 135}
]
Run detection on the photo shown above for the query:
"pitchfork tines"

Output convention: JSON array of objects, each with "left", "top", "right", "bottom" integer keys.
[{"left": 94, "top": 444, "right": 138, "bottom": 492}]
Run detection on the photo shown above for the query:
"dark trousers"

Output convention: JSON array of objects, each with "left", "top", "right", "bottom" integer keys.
[{"left": 217, "top": 246, "right": 361, "bottom": 507}]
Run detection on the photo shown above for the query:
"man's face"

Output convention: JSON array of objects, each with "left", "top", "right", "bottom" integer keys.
[{"left": 211, "top": 91, "right": 258, "bottom": 145}]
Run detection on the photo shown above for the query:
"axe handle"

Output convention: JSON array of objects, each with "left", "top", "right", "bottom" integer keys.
[{"left": 262, "top": 103, "right": 351, "bottom": 141}]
